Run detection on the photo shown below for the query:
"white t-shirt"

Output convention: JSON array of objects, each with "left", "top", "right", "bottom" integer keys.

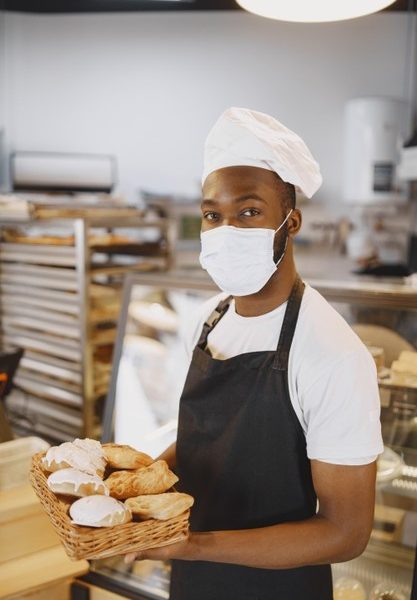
[{"left": 182, "top": 284, "right": 384, "bottom": 465}]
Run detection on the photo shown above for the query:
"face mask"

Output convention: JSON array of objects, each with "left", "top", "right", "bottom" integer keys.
[{"left": 199, "top": 210, "right": 293, "bottom": 296}]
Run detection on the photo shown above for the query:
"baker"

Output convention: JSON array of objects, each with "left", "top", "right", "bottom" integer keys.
[{"left": 125, "top": 107, "right": 384, "bottom": 600}]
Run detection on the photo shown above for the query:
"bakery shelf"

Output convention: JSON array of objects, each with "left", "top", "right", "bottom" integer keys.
[{"left": 0, "top": 210, "right": 172, "bottom": 440}]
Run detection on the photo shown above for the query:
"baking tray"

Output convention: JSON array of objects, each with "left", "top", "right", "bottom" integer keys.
[
  {"left": 2, "top": 331, "right": 81, "bottom": 362},
  {"left": 1, "top": 272, "right": 78, "bottom": 291},
  {"left": 20, "top": 355, "right": 82, "bottom": 384},
  {"left": 6, "top": 389, "right": 83, "bottom": 429},
  {"left": 0, "top": 292, "right": 79, "bottom": 316},
  {"left": 1, "top": 263, "right": 77, "bottom": 280},
  {"left": 17, "top": 368, "right": 82, "bottom": 395},
  {"left": 1, "top": 315, "right": 80, "bottom": 340},
  {"left": 0, "top": 243, "right": 76, "bottom": 267},
  {"left": 14, "top": 374, "right": 82, "bottom": 407},
  {"left": 2, "top": 304, "right": 80, "bottom": 327},
  {"left": 0, "top": 283, "right": 78, "bottom": 307}
]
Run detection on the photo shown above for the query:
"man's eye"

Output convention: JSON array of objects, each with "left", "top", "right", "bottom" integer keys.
[
  {"left": 203, "top": 212, "right": 219, "bottom": 221},
  {"left": 241, "top": 208, "right": 260, "bottom": 217}
]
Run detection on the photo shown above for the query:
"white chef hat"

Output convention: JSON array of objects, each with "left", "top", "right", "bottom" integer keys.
[{"left": 202, "top": 107, "right": 322, "bottom": 198}]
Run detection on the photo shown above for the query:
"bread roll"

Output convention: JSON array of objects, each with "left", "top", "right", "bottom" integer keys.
[
  {"left": 41, "top": 439, "right": 106, "bottom": 477},
  {"left": 102, "top": 443, "right": 153, "bottom": 470},
  {"left": 47, "top": 468, "right": 109, "bottom": 497},
  {"left": 125, "top": 492, "right": 194, "bottom": 521},
  {"left": 73, "top": 438, "right": 104, "bottom": 460},
  {"left": 105, "top": 460, "right": 178, "bottom": 499},
  {"left": 70, "top": 495, "right": 132, "bottom": 528}
]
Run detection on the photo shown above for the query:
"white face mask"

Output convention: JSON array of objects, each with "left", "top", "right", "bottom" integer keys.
[{"left": 199, "top": 210, "right": 293, "bottom": 296}]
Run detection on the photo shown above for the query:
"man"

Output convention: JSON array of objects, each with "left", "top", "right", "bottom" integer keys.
[{"left": 125, "top": 107, "right": 383, "bottom": 600}]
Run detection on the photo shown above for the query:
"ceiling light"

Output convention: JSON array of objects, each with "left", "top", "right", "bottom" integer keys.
[{"left": 236, "top": 0, "right": 397, "bottom": 23}]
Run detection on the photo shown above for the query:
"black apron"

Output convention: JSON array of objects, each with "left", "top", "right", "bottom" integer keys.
[{"left": 170, "top": 276, "right": 333, "bottom": 600}]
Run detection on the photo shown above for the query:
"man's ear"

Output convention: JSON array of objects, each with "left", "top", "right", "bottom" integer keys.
[{"left": 288, "top": 208, "right": 302, "bottom": 235}]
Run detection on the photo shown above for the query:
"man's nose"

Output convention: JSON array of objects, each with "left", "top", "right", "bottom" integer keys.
[{"left": 223, "top": 216, "right": 238, "bottom": 227}]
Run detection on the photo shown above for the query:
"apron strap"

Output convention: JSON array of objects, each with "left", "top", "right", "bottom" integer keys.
[
  {"left": 196, "top": 295, "right": 233, "bottom": 350},
  {"left": 273, "top": 275, "right": 305, "bottom": 371}
]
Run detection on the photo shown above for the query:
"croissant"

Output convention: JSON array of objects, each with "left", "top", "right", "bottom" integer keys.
[
  {"left": 102, "top": 443, "right": 153, "bottom": 470},
  {"left": 125, "top": 492, "right": 194, "bottom": 521}
]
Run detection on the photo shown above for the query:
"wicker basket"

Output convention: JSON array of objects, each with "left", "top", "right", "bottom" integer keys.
[{"left": 29, "top": 452, "right": 190, "bottom": 561}]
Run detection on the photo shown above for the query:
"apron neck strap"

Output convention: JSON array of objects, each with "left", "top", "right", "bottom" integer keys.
[
  {"left": 196, "top": 276, "right": 304, "bottom": 363},
  {"left": 197, "top": 295, "right": 233, "bottom": 350},
  {"left": 273, "top": 275, "right": 305, "bottom": 371}
]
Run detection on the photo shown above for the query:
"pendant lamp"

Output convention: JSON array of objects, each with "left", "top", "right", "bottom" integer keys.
[{"left": 235, "top": 0, "right": 397, "bottom": 23}]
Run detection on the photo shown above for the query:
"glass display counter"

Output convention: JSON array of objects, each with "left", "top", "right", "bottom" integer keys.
[{"left": 82, "top": 270, "right": 417, "bottom": 600}]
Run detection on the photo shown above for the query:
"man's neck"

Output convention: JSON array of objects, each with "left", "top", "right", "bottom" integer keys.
[{"left": 233, "top": 256, "right": 297, "bottom": 317}]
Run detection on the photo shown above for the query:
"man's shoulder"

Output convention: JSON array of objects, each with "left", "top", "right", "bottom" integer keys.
[{"left": 298, "top": 284, "right": 368, "bottom": 358}]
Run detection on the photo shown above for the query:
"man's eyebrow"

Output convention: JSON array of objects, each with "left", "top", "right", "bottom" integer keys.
[
  {"left": 234, "top": 193, "right": 267, "bottom": 204},
  {"left": 201, "top": 199, "right": 217, "bottom": 207},
  {"left": 201, "top": 194, "right": 267, "bottom": 207}
]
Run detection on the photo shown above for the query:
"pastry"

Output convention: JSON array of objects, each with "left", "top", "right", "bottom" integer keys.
[
  {"left": 105, "top": 460, "right": 178, "bottom": 499},
  {"left": 41, "top": 440, "right": 106, "bottom": 477},
  {"left": 70, "top": 495, "right": 132, "bottom": 528},
  {"left": 334, "top": 577, "right": 366, "bottom": 600},
  {"left": 125, "top": 492, "right": 194, "bottom": 521},
  {"left": 391, "top": 351, "right": 417, "bottom": 388},
  {"left": 397, "top": 350, "right": 417, "bottom": 368},
  {"left": 102, "top": 443, "right": 153, "bottom": 470},
  {"left": 47, "top": 468, "right": 109, "bottom": 497}
]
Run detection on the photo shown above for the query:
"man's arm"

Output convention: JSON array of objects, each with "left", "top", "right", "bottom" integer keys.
[
  {"left": 157, "top": 442, "right": 176, "bottom": 470},
  {"left": 126, "top": 460, "right": 376, "bottom": 568}
]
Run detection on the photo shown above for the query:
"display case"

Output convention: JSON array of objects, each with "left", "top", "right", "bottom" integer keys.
[{"left": 78, "top": 270, "right": 417, "bottom": 600}]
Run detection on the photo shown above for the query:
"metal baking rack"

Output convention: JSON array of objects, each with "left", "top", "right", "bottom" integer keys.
[{"left": 0, "top": 213, "right": 173, "bottom": 442}]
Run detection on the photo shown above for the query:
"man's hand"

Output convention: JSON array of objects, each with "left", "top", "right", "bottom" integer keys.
[
  {"left": 124, "top": 535, "right": 193, "bottom": 565},
  {"left": 124, "top": 461, "right": 376, "bottom": 570}
]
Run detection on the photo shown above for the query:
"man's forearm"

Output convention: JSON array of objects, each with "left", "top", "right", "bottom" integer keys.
[
  {"left": 185, "top": 514, "right": 369, "bottom": 570},
  {"left": 156, "top": 442, "right": 176, "bottom": 470}
]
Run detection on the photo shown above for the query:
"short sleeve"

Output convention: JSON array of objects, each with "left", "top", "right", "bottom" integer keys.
[{"left": 302, "top": 347, "right": 384, "bottom": 464}]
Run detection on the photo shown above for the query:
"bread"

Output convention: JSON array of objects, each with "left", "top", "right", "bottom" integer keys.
[
  {"left": 47, "top": 468, "right": 109, "bottom": 497},
  {"left": 102, "top": 443, "right": 153, "bottom": 470},
  {"left": 391, "top": 350, "right": 417, "bottom": 388},
  {"left": 41, "top": 440, "right": 106, "bottom": 477},
  {"left": 70, "top": 495, "right": 132, "bottom": 528},
  {"left": 125, "top": 492, "right": 194, "bottom": 521},
  {"left": 105, "top": 460, "right": 178, "bottom": 499},
  {"left": 398, "top": 350, "right": 417, "bottom": 369}
]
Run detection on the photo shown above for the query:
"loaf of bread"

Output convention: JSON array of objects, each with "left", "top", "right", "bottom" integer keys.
[
  {"left": 105, "top": 460, "right": 178, "bottom": 499},
  {"left": 125, "top": 492, "right": 194, "bottom": 521},
  {"left": 391, "top": 350, "right": 417, "bottom": 388},
  {"left": 102, "top": 443, "right": 153, "bottom": 470},
  {"left": 47, "top": 468, "right": 109, "bottom": 497},
  {"left": 69, "top": 495, "right": 132, "bottom": 527}
]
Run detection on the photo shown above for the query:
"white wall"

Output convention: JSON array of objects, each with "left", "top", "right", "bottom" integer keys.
[{"left": 2, "top": 10, "right": 412, "bottom": 203}]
